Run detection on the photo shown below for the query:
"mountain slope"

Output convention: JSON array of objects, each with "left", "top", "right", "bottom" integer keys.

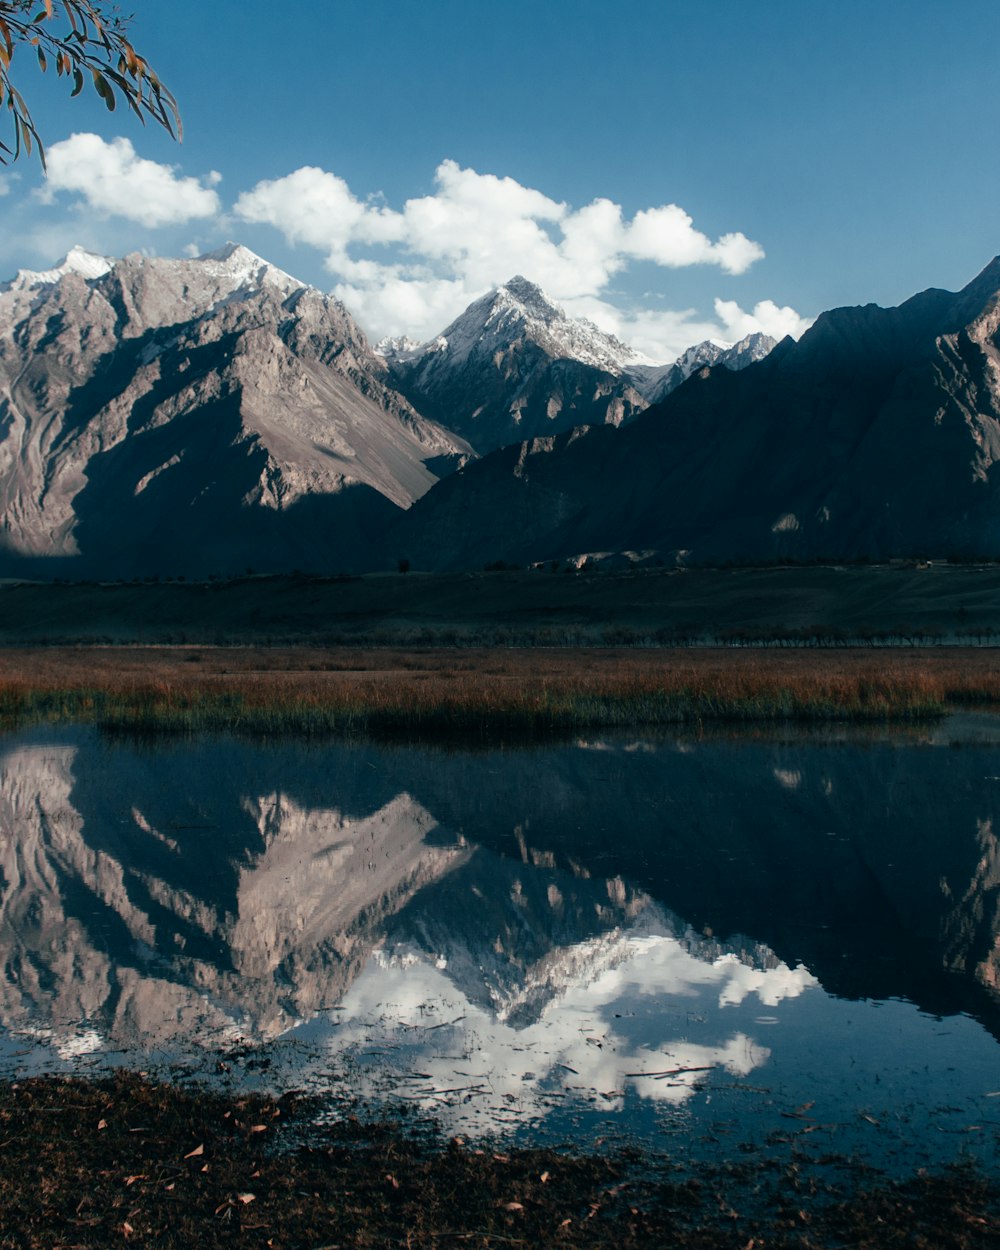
[
  {"left": 397, "top": 258, "right": 1000, "bottom": 568},
  {"left": 380, "top": 277, "right": 650, "bottom": 454},
  {"left": 381, "top": 277, "right": 775, "bottom": 456},
  {"left": 628, "top": 331, "right": 776, "bottom": 404},
  {"left": 0, "top": 244, "right": 469, "bottom": 578}
]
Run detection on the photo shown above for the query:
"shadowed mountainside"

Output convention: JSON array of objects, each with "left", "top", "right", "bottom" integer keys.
[{"left": 397, "top": 258, "right": 1000, "bottom": 569}]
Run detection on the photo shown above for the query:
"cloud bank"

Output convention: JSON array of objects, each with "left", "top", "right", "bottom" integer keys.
[{"left": 234, "top": 159, "right": 809, "bottom": 358}]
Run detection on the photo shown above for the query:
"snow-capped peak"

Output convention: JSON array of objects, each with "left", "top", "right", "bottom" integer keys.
[
  {"left": 193, "top": 242, "right": 304, "bottom": 296},
  {"left": 5, "top": 244, "right": 113, "bottom": 291},
  {"left": 626, "top": 332, "right": 777, "bottom": 403},
  {"left": 492, "top": 274, "right": 563, "bottom": 323},
  {"left": 375, "top": 334, "right": 425, "bottom": 361},
  {"left": 396, "top": 276, "right": 645, "bottom": 375}
]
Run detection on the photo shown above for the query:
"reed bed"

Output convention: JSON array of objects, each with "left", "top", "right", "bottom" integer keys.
[{"left": 0, "top": 645, "right": 995, "bottom": 737}]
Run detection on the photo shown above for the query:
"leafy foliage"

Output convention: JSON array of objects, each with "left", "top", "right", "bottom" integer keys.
[{"left": 0, "top": 0, "right": 178, "bottom": 164}]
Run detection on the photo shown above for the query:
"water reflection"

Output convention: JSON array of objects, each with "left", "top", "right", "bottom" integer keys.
[{"left": 0, "top": 723, "right": 998, "bottom": 1162}]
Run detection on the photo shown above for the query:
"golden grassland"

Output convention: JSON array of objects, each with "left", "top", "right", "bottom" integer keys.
[{"left": 0, "top": 645, "right": 998, "bottom": 737}]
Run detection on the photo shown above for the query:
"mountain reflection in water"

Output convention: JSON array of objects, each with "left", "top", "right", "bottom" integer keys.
[{"left": 0, "top": 723, "right": 998, "bottom": 1160}]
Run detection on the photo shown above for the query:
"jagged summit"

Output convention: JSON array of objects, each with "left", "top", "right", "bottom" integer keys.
[
  {"left": 379, "top": 276, "right": 652, "bottom": 453},
  {"left": 489, "top": 274, "right": 567, "bottom": 328},
  {"left": 384, "top": 276, "right": 644, "bottom": 375},
  {"left": 1, "top": 242, "right": 306, "bottom": 303},
  {"left": 0, "top": 241, "right": 468, "bottom": 578},
  {"left": 192, "top": 241, "right": 305, "bottom": 295},
  {"left": 624, "top": 331, "right": 778, "bottom": 405},
  {"left": 3, "top": 244, "right": 113, "bottom": 291},
  {"left": 442, "top": 275, "right": 644, "bottom": 373}
]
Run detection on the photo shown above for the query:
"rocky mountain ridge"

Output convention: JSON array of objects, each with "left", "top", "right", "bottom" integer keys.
[
  {"left": 397, "top": 256, "right": 1000, "bottom": 569},
  {"left": 378, "top": 275, "right": 774, "bottom": 454},
  {"left": 6, "top": 244, "right": 1000, "bottom": 575},
  {"left": 0, "top": 243, "right": 469, "bottom": 578}
]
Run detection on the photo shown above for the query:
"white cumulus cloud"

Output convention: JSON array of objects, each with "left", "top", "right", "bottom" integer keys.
[
  {"left": 234, "top": 158, "right": 802, "bottom": 359},
  {"left": 40, "top": 133, "right": 221, "bottom": 228},
  {"left": 715, "top": 297, "right": 814, "bottom": 342}
]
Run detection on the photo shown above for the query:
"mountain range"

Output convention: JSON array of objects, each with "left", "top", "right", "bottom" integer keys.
[
  {"left": 377, "top": 275, "right": 773, "bottom": 455},
  {"left": 0, "top": 243, "right": 467, "bottom": 578},
  {"left": 1, "top": 243, "right": 999, "bottom": 576},
  {"left": 399, "top": 255, "right": 1000, "bottom": 569}
]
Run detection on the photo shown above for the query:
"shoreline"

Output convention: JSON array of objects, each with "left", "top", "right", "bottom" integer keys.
[{"left": 0, "top": 1072, "right": 995, "bottom": 1249}]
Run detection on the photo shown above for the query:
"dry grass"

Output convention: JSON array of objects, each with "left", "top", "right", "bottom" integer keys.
[{"left": 0, "top": 645, "right": 997, "bottom": 737}]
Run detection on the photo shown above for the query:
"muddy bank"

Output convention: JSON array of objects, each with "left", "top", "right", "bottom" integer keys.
[{"left": 0, "top": 1074, "right": 996, "bottom": 1248}]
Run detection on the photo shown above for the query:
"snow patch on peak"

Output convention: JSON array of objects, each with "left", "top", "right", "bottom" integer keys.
[
  {"left": 398, "top": 276, "right": 645, "bottom": 376},
  {"left": 193, "top": 242, "right": 304, "bottom": 295},
  {"left": 493, "top": 274, "right": 562, "bottom": 322},
  {"left": 5, "top": 244, "right": 113, "bottom": 291},
  {"left": 375, "top": 334, "right": 424, "bottom": 361},
  {"left": 627, "top": 331, "right": 777, "bottom": 403}
]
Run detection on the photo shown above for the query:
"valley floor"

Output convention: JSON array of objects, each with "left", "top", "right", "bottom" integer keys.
[{"left": 1, "top": 563, "right": 1000, "bottom": 647}]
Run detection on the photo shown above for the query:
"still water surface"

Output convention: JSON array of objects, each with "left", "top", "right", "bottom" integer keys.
[{"left": 1, "top": 719, "right": 998, "bottom": 1172}]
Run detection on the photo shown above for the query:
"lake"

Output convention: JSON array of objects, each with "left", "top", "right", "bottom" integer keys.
[{"left": 1, "top": 718, "right": 998, "bottom": 1175}]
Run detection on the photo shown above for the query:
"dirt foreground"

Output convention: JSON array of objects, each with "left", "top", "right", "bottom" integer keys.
[{"left": 0, "top": 1074, "right": 996, "bottom": 1249}]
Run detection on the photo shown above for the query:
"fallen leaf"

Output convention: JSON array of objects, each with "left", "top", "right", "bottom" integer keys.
[
  {"left": 540, "top": 1170, "right": 550, "bottom": 1183},
  {"left": 124, "top": 1175, "right": 146, "bottom": 1187},
  {"left": 237, "top": 1193, "right": 256, "bottom": 1205},
  {"left": 184, "top": 1143, "right": 205, "bottom": 1159},
  {"left": 504, "top": 1202, "right": 524, "bottom": 1212},
  {"left": 122, "top": 1222, "right": 133, "bottom": 1237},
  {"left": 97, "top": 1119, "right": 108, "bottom": 1131},
  {"left": 560, "top": 1218, "right": 572, "bottom": 1228},
  {"left": 250, "top": 1124, "right": 268, "bottom": 1133}
]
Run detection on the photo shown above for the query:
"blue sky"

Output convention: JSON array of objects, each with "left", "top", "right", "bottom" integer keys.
[{"left": 1, "top": 0, "right": 997, "bottom": 359}]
